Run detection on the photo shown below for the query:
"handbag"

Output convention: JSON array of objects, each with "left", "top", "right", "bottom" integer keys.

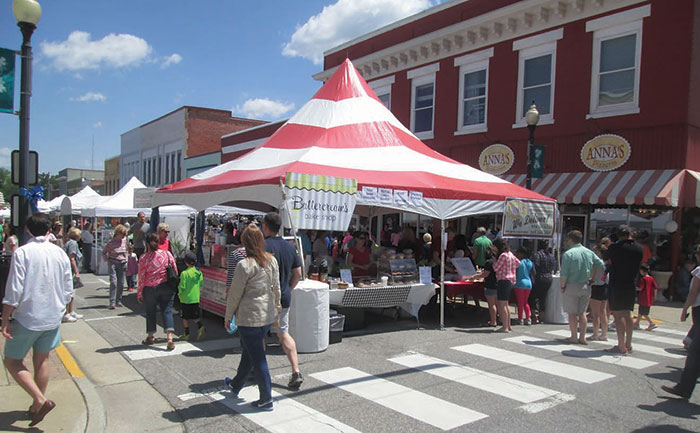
[{"left": 166, "top": 264, "right": 179, "bottom": 290}]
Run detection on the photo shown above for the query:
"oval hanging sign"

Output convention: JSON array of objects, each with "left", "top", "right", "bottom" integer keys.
[
  {"left": 479, "top": 144, "right": 514, "bottom": 175},
  {"left": 580, "top": 134, "right": 631, "bottom": 172}
]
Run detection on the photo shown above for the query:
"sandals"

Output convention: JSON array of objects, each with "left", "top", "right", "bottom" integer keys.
[
  {"left": 558, "top": 337, "right": 578, "bottom": 344},
  {"left": 604, "top": 345, "right": 628, "bottom": 355},
  {"left": 166, "top": 340, "right": 175, "bottom": 351},
  {"left": 142, "top": 336, "right": 156, "bottom": 346},
  {"left": 29, "top": 400, "right": 56, "bottom": 427}
]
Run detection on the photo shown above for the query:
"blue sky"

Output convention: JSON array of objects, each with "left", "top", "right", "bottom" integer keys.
[{"left": 0, "top": 0, "right": 438, "bottom": 175}]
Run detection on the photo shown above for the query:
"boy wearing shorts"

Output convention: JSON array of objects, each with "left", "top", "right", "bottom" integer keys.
[
  {"left": 635, "top": 263, "right": 658, "bottom": 331},
  {"left": 178, "top": 253, "right": 205, "bottom": 341}
]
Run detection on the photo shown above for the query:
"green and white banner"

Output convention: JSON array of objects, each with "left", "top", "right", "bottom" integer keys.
[
  {"left": 285, "top": 172, "right": 357, "bottom": 231},
  {"left": 0, "top": 48, "right": 16, "bottom": 114}
]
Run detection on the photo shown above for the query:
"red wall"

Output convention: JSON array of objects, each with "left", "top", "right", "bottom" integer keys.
[
  {"left": 326, "top": 0, "right": 696, "bottom": 174},
  {"left": 185, "top": 108, "right": 266, "bottom": 158}
]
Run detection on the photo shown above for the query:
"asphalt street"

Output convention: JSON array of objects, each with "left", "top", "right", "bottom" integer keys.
[{"left": 67, "top": 273, "right": 699, "bottom": 433}]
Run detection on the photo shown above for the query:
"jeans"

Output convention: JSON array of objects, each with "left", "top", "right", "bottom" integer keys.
[
  {"left": 228, "top": 325, "right": 272, "bottom": 403},
  {"left": 82, "top": 244, "right": 92, "bottom": 272},
  {"left": 108, "top": 260, "right": 127, "bottom": 305},
  {"left": 684, "top": 305, "right": 700, "bottom": 340},
  {"left": 127, "top": 274, "right": 137, "bottom": 290},
  {"left": 677, "top": 323, "right": 700, "bottom": 398},
  {"left": 143, "top": 283, "right": 176, "bottom": 333}
]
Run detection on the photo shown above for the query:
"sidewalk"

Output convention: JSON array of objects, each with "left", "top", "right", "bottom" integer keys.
[{"left": 1, "top": 272, "right": 184, "bottom": 433}]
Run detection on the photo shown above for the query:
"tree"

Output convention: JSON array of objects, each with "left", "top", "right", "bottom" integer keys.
[
  {"left": 37, "top": 172, "right": 58, "bottom": 200},
  {"left": 0, "top": 168, "right": 17, "bottom": 205}
]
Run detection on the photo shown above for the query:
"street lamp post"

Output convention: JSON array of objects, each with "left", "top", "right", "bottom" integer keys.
[
  {"left": 13, "top": 0, "right": 42, "bottom": 244},
  {"left": 525, "top": 102, "right": 540, "bottom": 190}
]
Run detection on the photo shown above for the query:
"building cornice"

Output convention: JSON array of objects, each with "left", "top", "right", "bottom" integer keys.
[{"left": 313, "top": 0, "right": 648, "bottom": 82}]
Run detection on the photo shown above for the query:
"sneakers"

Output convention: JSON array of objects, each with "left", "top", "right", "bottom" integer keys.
[
  {"left": 70, "top": 311, "right": 83, "bottom": 319},
  {"left": 179, "top": 334, "right": 190, "bottom": 341},
  {"left": 250, "top": 400, "right": 274, "bottom": 411},
  {"left": 197, "top": 326, "right": 206, "bottom": 341},
  {"left": 288, "top": 372, "right": 304, "bottom": 389},
  {"left": 224, "top": 377, "right": 241, "bottom": 398},
  {"left": 62, "top": 314, "right": 78, "bottom": 323},
  {"left": 108, "top": 304, "right": 115, "bottom": 310},
  {"left": 115, "top": 301, "right": 123, "bottom": 308},
  {"left": 524, "top": 318, "right": 531, "bottom": 326}
]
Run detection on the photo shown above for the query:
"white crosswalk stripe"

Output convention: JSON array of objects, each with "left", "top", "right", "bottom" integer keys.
[
  {"left": 452, "top": 343, "right": 614, "bottom": 384},
  {"left": 122, "top": 338, "right": 238, "bottom": 361},
  {"left": 651, "top": 328, "right": 690, "bottom": 337},
  {"left": 212, "top": 387, "right": 362, "bottom": 433},
  {"left": 311, "top": 367, "right": 488, "bottom": 430},
  {"left": 389, "top": 353, "right": 562, "bottom": 403},
  {"left": 622, "top": 331, "right": 685, "bottom": 346},
  {"left": 546, "top": 330, "right": 684, "bottom": 359},
  {"left": 503, "top": 335, "right": 657, "bottom": 369}
]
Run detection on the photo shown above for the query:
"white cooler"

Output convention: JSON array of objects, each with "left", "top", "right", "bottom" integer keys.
[
  {"left": 543, "top": 275, "right": 568, "bottom": 324},
  {"left": 288, "top": 279, "right": 330, "bottom": 353}
]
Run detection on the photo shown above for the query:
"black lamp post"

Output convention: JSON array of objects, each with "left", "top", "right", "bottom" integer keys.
[
  {"left": 525, "top": 102, "right": 540, "bottom": 190},
  {"left": 13, "top": 0, "right": 41, "bottom": 244}
]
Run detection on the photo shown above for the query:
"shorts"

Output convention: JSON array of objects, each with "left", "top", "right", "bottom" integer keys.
[
  {"left": 272, "top": 308, "right": 289, "bottom": 334},
  {"left": 563, "top": 282, "right": 591, "bottom": 314},
  {"left": 496, "top": 280, "right": 513, "bottom": 301},
  {"left": 609, "top": 287, "right": 635, "bottom": 311},
  {"left": 180, "top": 303, "right": 201, "bottom": 320},
  {"left": 638, "top": 305, "right": 651, "bottom": 316},
  {"left": 590, "top": 284, "right": 608, "bottom": 301},
  {"left": 3, "top": 321, "right": 61, "bottom": 360},
  {"left": 484, "top": 288, "right": 497, "bottom": 298}
]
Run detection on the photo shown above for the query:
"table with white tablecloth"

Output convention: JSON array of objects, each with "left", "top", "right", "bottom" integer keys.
[
  {"left": 543, "top": 275, "right": 568, "bottom": 324},
  {"left": 328, "top": 283, "right": 436, "bottom": 322}
]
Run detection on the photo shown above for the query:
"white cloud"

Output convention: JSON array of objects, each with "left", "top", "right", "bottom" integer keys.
[
  {"left": 71, "top": 92, "right": 106, "bottom": 102},
  {"left": 93, "top": 121, "right": 103, "bottom": 128},
  {"left": 283, "top": 0, "right": 434, "bottom": 64},
  {"left": 161, "top": 53, "right": 182, "bottom": 69},
  {"left": 41, "top": 31, "right": 152, "bottom": 71},
  {"left": 233, "top": 98, "right": 295, "bottom": 120},
  {"left": 0, "top": 148, "right": 11, "bottom": 169}
]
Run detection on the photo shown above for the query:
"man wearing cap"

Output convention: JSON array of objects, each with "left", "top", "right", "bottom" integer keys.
[
  {"left": 129, "top": 212, "right": 150, "bottom": 259},
  {"left": 177, "top": 252, "right": 205, "bottom": 341}
]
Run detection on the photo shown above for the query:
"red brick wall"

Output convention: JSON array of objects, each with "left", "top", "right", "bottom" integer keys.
[
  {"left": 221, "top": 121, "right": 285, "bottom": 163},
  {"left": 185, "top": 108, "right": 266, "bottom": 158}
]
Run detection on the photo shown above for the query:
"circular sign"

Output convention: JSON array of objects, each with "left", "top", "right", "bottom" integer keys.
[
  {"left": 479, "top": 144, "right": 514, "bottom": 175},
  {"left": 580, "top": 134, "right": 631, "bottom": 172},
  {"left": 505, "top": 200, "right": 526, "bottom": 219}
]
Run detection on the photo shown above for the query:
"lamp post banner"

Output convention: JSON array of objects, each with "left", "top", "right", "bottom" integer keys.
[
  {"left": 0, "top": 48, "right": 16, "bottom": 114},
  {"left": 501, "top": 198, "right": 556, "bottom": 239},
  {"left": 284, "top": 172, "right": 357, "bottom": 231}
]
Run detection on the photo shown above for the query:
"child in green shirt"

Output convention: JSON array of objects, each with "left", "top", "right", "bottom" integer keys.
[{"left": 179, "top": 253, "right": 205, "bottom": 341}]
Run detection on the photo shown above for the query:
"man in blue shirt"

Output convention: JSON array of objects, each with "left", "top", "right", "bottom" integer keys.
[{"left": 262, "top": 212, "right": 304, "bottom": 389}]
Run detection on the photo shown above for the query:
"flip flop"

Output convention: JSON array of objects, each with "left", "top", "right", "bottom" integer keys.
[
  {"left": 604, "top": 346, "right": 628, "bottom": 355},
  {"left": 142, "top": 336, "right": 155, "bottom": 346},
  {"left": 29, "top": 400, "right": 55, "bottom": 426},
  {"left": 578, "top": 339, "right": 588, "bottom": 345}
]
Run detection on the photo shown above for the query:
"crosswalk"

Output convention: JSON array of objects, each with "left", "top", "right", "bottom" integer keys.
[{"left": 184, "top": 326, "right": 687, "bottom": 432}]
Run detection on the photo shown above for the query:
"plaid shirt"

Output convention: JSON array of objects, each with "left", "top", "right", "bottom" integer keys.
[{"left": 493, "top": 251, "right": 521, "bottom": 283}]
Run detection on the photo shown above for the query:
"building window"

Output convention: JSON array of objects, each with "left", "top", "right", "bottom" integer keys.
[
  {"left": 455, "top": 48, "right": 493, "bottom": 135},
  {"left": 177, "top": 151, "right": 182, "bottom": 181},
  {"left": 513, "top": 29, "right": 563, "bottom": 128},
  {"left": 408, "top": 63, "right": 439, "bottom": 140},
  {"left": 586, "top": 5, "right": 649, "bottom": 119},
  {"left": 368, "top": 76, "right": 395, "bottom": 110}
]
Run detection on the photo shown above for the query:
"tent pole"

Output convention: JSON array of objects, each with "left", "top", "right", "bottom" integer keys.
[
  {"left": 440, "top": 219, "right": 446, "bottom": 330},
  {"left": 279, "top": 179, "right": 305, "bottom": 279}
]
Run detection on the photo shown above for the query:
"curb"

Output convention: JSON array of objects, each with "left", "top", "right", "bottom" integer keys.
[{"left": 56, "top": 342, "right": 107, "bottom": 433}]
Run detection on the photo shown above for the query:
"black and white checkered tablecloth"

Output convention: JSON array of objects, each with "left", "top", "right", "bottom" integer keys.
[{"left": 340, "top": 285, "right": 413, "bottom": 308}]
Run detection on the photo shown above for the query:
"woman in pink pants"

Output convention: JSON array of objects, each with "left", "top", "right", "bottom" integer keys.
[{"left": 514, "top": 247, "right": 535, "bottom": 325}]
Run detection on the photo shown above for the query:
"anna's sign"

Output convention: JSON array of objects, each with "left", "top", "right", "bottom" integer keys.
[
  {"left": 580, "top": 134, "right": 631, "bottom": 172},
  {"left": 479, "top": 144, "right": 514, "bottom": 175}
]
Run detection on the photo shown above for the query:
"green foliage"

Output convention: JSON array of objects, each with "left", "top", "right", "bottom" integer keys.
[
  {"left": 37, "top": 172, "right": 59, "bottom": 200},
  {"left": 0, "top": 168, "right": 17, "bottom": 204}
]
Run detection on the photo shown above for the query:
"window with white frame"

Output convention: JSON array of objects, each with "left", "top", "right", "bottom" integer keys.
[
  {"left": 455, "top": 48, "right": 493, "bottom": 135},
  {"left": 513, "top": 29, "right": 563, "bottom": 127},
  {"left": 369, "top": 76, "right": 395, "bottom": 110},
  {"left": 586, "top": 5, "right": 649, "bottom": 118},
  {"left": 408, "top": 63, "right": 439, "bottom": 140}
]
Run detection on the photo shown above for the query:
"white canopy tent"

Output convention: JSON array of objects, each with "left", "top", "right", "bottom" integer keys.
[{"left": 60, "top": 186, "right": 106, "bottom": 216}]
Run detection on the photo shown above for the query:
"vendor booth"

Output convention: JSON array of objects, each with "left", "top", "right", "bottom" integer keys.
[
  {"left": 152, "top": 59, "right": 557, "bottom": 347},
  {"left": 60, "top": 186, "right": 105, "bottom": 216}
]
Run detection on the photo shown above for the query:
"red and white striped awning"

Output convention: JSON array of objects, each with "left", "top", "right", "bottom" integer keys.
[{"left": 502, "top": 170, "right": 690, "bottom": 207}]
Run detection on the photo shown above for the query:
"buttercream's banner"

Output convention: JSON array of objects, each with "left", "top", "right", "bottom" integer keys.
[
  {"left": 285, "top": 172, "right": 357, "bottom": 231},
  {"left": 501, "top": 198, "right": 556, "bottom": 238}
]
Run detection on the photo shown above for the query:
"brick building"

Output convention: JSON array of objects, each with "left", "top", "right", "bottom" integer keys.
[{"left": 104, "top": 155, "right": 120, "bottom": 195}]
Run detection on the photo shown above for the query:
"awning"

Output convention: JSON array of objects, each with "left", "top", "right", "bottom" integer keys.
[{"left": 502, "top": 170, "right": 687, "bottom": 207}]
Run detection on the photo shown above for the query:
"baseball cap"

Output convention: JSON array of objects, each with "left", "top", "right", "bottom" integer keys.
[{"left": 184, "top": 252, "right": 197, "bottom": 264}]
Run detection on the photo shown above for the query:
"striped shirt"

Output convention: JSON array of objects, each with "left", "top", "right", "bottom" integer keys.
[
  {"left": 226, "top": 247, "right": 247, "bottom": 288},
  {"left": 137, "top": 249, "right": 176, "bottom": 296},
  {"left": 493, "top": 251, "right": 521, "bottom": 283}
]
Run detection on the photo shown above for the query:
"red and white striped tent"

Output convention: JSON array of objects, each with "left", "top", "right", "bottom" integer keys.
[{"left": 154, "top": 59, "right": 553, "bottom": 219}]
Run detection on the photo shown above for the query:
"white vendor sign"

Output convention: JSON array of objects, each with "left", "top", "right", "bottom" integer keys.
[
  {"left": 501, "top": 198, "right": 556, "bottom": 239},
  {"left": 285, "top": 172, "right": 357, "bottom": 231}
]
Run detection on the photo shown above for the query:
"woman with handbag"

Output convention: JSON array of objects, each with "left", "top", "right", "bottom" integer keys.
[
  {"left": 102, "top": 224, "right": 129, "bottom": 309},
  {"left": 224, "top": 225, "right": 281, "bottom": 411},
  {"left": 138, "top": 232, "right": 178, "bottom": 351}
]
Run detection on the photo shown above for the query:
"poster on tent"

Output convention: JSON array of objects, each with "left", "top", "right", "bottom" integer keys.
[
  {"left": 501, "top": 198, "right": 556, "bottom": 239},
  {"left": 284, "top": 173, "right": 357, "bottom": 231}
]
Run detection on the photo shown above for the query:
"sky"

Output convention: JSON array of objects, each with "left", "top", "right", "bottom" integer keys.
[{"left": 0, "top": 0, "right": 440, "bottom": 175}]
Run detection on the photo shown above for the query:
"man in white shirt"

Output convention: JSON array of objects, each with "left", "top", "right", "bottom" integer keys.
[{"left": 1, "top": 213, "right": 73, "bottom": 426}]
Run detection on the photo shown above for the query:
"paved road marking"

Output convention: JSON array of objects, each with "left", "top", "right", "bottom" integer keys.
[
  {"left": 84, "top": 315, "right": 127, "bottom": 322},
  {"left": 452, "top": 344, "right": 614, "bottom": 384},
  {"left": 178, "top": 385, "right": 228, "bottom": 402},
  {"left": 650, "top": 328, "right": 689, "bottom": 337},
  {"left": 123, "top": 338, "right": 238, "bottom": 361},
  {"left": 311, "top": 367, "right": 487, "bottom": 430},
  {"left": 56, "top": 343, "right": 85, "bottom": 378},
  {"left": 389, "top": 353, "right": 560, "bottom": 403},
  {"left": 602, "top": 330, "right": 681, "bottom": 346},
  {"left": 212, "top": 387, "right": 362, "bottom": 433},
  {"left": 519, "top": 393, "right": 576, "bottom": 413},
  {"left": 503, "top": 336, "right": 657, "bottom": 369},
  {"left": 547, "top": 330, "right": 684, "bottom": 359},
  {"left": 97, "top": 278, "right": 110, "bottom": 285}
]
